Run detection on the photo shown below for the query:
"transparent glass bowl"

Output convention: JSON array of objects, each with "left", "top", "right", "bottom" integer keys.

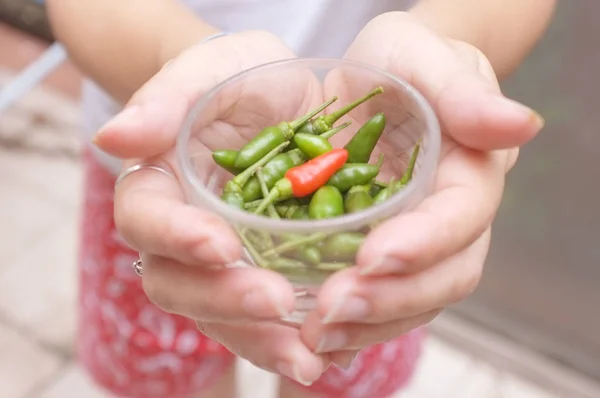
[{"left": 177, "top": 58, "right": 440, "bottom": 324}]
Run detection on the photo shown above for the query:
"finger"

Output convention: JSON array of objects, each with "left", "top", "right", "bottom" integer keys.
[
  {"left": 301, "top": 308, "right": 440, "bottom": 353},
  {"left": 93, "top": 31, "right": 295, "bottom": 158},
  {"left": 317, "top": 230, "right": 490, "bottom": 324},
  {"left": 357, "top": 146, "right": 504, "bottom": 276},
  {"left": 198, "top": 321, "right": 329, "bottom": 386},
  {"left": 346, "top": 13, "right": 544, "bottom": 150},
  {"left": 142, "top": 254, "right": 295, "bottom": 322},
  {"left": 114, "top": 162, "right": 241, "bottom": 264},
  {"left": 329, "top": 350, "right": 360, "bottom": 370}
]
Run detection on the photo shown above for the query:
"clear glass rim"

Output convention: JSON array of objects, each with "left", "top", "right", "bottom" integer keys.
[{"left": 176, "top": 57, "right": 441, "bottom": 234}]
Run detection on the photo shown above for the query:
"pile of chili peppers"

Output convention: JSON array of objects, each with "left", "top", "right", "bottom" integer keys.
[{"left": 212, "top": 86, "right": 420, "bottom": 275}]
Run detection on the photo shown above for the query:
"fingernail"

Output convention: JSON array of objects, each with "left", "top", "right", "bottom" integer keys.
[
  {"left": 315, "top": 330, "right": 348, "bottom": 353},
  {"left": 276, "top": 362, "right": 316, "bottom": 386},
  {"left": 323, "top": 294, "right": 369, "bottom": 324},
  {"left": 342, "top": 351, "right": 360, "bottom": 370},
  {"left": 212, "top": 243, "right": 238, "bottom": 264},
  {"left": 242, "top": 289, "right": 289, "bottom": 318},
  {"left": 193, "top": 236, "right": 238, "bottom": 265},
  {"left": 360, "top": 255, "right": 404, "bottom": 276},
  {"left": 493, "top": 97, "right": 545, "bottom": 131},
  {"left": 531, "top": 110, "right": 546, "bottom": 130},
  {"left": 94, "top": 106, "right": 140, "bottom": 141}
]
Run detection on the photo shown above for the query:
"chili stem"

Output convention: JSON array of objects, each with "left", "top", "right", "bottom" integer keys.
[
  {"left": 322, "top": 86, "right": 383, "bottom": 126},
  {"left": 257, "top": 168, "right": 280, "bottom": 219},
  {"left": 232, "top": 141, "right": 289, "bottom": 187},
  {"left": 290, "top": 96, "right": 338, "bottom": 130},
  {"left": 376, "top": 153, "right": 385, "bottom": 169},
  {"left": 372, "top": 180, "right": 388, "bottom": 188},
  {"left": 267, "top": 257, "right": 306, "bottom": 270},
  {"left": 319, "top": 121, "right": 351, "bottom": 140},
  {"left": 236, "top": 227, "right": 269, "bottom": 268},
  {"left": 315, "top": 262, "right": 352, "bottom": 271},
  {"left": 262, "top": 232, "right": 328, "bottom": 257},
  {"left": 253, "top": 189, "right": 279, "bottom": 216},
  {"left": 244, "top": 200, "right": 261, "bottom": 210},
  {"left": 399, "top": 140, "right": 421, "bottom": 185}
]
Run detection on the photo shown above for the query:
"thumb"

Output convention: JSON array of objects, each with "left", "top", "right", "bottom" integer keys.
[
  {"left": 93, "top": 42, "right": 223, "bottom": 159},
  {"left": 348, "top": 13, "right": 544, "bottom": 150},
  {"left": 93, "top": 31, "right": 294, "bottom": 159}
]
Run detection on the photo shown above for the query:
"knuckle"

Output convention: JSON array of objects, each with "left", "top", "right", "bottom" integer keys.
[
  {"left": 196, "top": 321, "right": 221, "bottom": 342},
  {"left": 113, "top": 192, "right": 142, "bottom": 249},
  {"left": 141, "top": 272, "right": 176, "bottom": 314},
  {"left": 448, "top": 264, "right": 483, "bottom": 304},
  {"left": 399, "top": 278, "right": 430, "bottom": 316}
]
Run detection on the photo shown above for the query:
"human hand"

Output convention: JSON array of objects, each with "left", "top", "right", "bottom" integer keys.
[
  {"left": 300, "top": 12, "right": 544, "bottom": 364},
  {"left": 95, "top": 31, "right": 329, "bottom": 385}
]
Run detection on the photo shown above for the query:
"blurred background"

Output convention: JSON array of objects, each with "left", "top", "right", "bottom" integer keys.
[{"left": 0, "top": 1, "right": 598, "bottom": 397}]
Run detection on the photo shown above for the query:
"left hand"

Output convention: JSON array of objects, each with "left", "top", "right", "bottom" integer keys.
[{"left": 300, "top": 12, "right": 544, "bottom": 366}]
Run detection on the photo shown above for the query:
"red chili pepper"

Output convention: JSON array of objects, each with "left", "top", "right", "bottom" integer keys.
[
  {"left": 253, "top": 149, "right": 348, "bottom": 215},
  {"left": 285, "top": 148, "right": 348, "bottom": 197}
]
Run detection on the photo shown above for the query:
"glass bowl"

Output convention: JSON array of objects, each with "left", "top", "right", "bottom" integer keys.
[{"left": 176, "top": 58, "right": 440, "bottom": 325}]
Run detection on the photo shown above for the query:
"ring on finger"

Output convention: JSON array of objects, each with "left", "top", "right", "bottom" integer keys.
[
  {"left": 132, "top": 258, "right": 144, "bottom": 277},
  {"left": 115, "top": 163, "right": 174, "bottom": 187}
]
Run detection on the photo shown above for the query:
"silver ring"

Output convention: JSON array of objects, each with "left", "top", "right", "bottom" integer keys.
[
  {"left": 132, "top": 259, "right": 143, "bottom": 277},
  {"left": 200, "top": 32, "right": 231, "bottom": 44},
  {"left": 115, "top": 164, "right": 173, "bottom": 187}
]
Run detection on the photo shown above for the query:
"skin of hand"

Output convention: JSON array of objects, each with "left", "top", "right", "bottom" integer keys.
[
  {"left": 95, "top": 13, "right": 549, "bottom": 386},
  {"left": 298, "top": 12, "right": 545, "bottom": 365},
  {"left": 96, "top": 30, "right": 332, "bottom": 386}
]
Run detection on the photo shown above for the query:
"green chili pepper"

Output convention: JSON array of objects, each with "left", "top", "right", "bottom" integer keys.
[
  {"left": 275, "top": 204, "right": 310, "bottom": 219},
  {"left": 234, "top": 97, "right": 337, "bottom": 169},
  {"left": 294, "top": 245, "right": 321, "bottom": 266},
  {"left": 308, "top": 186, "right": 345, "bottom": 219},
  {"left": 293, "top": 133, "right": 333, "bottom": 159},
  {"left": 369, "top": 183, "right": 385, "bottom": 197},
  {"left": 212, "top": 149, "right": 243, "bottom": 175},
  {"left": 327, "top": 163, "right": 380, "bottom": 193},
  {"left": 273, "top": 199, "right": 301, "bottom": 216},
  {"left": 321, "top": 232, "right": 365, "bottom": 262},
  {"left": 295, "top": 87, "right": 383, "bottom": 135},
  {"left": 220, "top": 142, "right": 289, "bottom": 208},
  {"left": 285, "top": 121, "right": 351, "bottom": 150},
  {"left": 344, "top": 112, "right": 386, "bottom": 163},
  {"left": 242, "top": 149, "right": 307, "bottom": 202},
  {"left": 373, "top": 177, "right": 395, "bottom": 205},
  {"left": 289, "top": 205, "right": 310, "bottom": 220},
  {"left": 344, "top": 184, "right": 374, "bottom": 213}
]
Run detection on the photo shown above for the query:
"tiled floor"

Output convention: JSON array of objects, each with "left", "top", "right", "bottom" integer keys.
[{"left": 0, "top": 29, "right": 562, "bottom": 398}]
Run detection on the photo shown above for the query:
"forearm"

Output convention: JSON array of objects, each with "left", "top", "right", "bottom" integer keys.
[
  {"left": 409, "top": 0, "right": 557, "bottom": 79},
  {"left": 46, "top": 0, "right": 219, "bottom": 104}
]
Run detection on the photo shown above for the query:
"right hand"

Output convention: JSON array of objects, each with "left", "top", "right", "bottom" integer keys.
[{"left": 96, "top": 31, "right": 332, "bottom": 385}]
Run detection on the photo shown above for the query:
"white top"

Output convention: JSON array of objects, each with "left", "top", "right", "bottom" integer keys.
[{"left": 82, "top": 0, "right": 415, "bottom": 174}]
